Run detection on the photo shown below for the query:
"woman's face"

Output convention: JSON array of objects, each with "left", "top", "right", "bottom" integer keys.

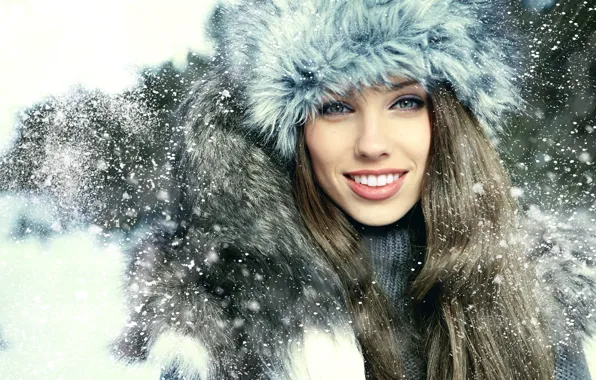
[{"left": 305, "top": 79, "right": 431, "bottom": 226}]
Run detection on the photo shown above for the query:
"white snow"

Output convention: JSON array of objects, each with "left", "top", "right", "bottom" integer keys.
[
  {"left": 587, "top": 340, "right": 596, "bottom": 378},
  {"left": 0, "top": 196, "right": 164, "bottom": 379},
  {"left": 578, "top": 152, "right": 592, "bottom": 163},
  {"left": 472, "top": 182, "right": 485, "bottom": 195},
  {"left": 510, "top": 187, "right": 525, "bottom": 198}
]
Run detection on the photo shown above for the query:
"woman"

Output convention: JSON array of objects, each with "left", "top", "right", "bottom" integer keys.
[{"left": 113, "top": 0, "right": 595, "bottom": 379}]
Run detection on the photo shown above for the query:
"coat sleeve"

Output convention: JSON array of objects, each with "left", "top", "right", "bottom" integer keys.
[{"left": 554, "top": 338, "right": 593, "bottom": 380}]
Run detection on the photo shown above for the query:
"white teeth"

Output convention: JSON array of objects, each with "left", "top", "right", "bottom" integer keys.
[{"left": 349, "top": 173, "right": 403, "bottom": 187}]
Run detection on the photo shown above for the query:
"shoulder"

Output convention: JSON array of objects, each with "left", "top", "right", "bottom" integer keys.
[
  {"left": 517, "top": 205, "right": 595, "bottom": 377},
  {"left": 519, "top": 206, "right": 596, "bottom": 335}
]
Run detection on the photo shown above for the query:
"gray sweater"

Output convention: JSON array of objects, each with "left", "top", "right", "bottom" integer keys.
[{"left": 353, "top": 209, "right": 593, "bottom": 380}]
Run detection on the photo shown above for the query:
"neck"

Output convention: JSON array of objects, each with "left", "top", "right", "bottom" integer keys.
[{"left": 347, "top": 203, "right": 426, "bottom": 240}]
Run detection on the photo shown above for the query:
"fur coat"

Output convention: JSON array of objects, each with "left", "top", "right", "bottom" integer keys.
[{"left": 106, "top": 71, "right": 596, "bottom": 378}]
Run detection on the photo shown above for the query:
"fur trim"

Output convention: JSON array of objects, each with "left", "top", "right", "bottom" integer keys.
[
  {"left": 520, "top": 206, "right": 596, "bottom": 340},
  {"left": 211, "top": 0, "right": 522, "bottom": 163},
  {"left": 112, "top": 73, "right": 362, "bottom": 378}
]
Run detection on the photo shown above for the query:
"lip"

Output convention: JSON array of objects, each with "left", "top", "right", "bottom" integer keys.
[
  {"left": 345, "top": 172, "right": 408, "bottom": 201},
  {"left": 344, "top": 168, "right": 407, "bottom": 176}
]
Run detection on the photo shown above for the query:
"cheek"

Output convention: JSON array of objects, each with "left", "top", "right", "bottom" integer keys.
[
  {"left": 305, "top": 124, "right": 339, "bottom": 179},
  {"left": 415, "top": 124, "right": 432, "bottom": 164},
  {"left": 396, "top": 118, "right": 432, "bottom": 166}
]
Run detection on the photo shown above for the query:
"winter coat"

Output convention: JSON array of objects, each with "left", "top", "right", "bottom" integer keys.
[{"left": 109, "top": 74, "right": 596, "bottom": 380}]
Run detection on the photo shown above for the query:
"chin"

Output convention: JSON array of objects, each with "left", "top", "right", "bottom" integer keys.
[{"left": 349, "top": 207, "right": 408, "bottom": 227}]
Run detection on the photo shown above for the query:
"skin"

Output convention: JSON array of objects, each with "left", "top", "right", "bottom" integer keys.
[{"left": 305, "top": 79, "right": 432, "bottom": 226}]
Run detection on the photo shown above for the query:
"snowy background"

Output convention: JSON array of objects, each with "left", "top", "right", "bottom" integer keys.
[
  {"left": 0, "top": 0, "right": 594, "bottom": 379},
  {"left": 0, "top": 1, "right": 222, "bottom": 378}
]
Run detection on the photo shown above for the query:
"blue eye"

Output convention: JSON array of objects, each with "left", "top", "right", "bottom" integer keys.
[
  {"left": 392, "top": 96, "right": 425, "bottom": 110},
  {"left": 318, "top": 101, "right": 353, "bottom": 116}
]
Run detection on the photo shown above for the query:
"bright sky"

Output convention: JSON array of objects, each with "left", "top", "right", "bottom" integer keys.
[{"left": 0, "top": 0, "right": 224, "bottom": 153}]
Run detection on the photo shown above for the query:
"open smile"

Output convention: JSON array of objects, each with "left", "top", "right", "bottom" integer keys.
[{"left": 344, "top": 172, "right": 408, "bottom": 201}]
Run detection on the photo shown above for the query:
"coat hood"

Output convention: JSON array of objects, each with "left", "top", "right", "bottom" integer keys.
[{"left": 209, "top": 0, "right": 523, "bottom": 164}]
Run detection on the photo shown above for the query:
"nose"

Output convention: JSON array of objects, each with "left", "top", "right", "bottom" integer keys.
[{"left": 354, "top": 113, "right": 391, "bottom": 160}]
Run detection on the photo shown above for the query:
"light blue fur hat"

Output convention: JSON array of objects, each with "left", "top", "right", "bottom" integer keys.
[{"left": 209, "top": 0, "right": 522, "bottom": 163}]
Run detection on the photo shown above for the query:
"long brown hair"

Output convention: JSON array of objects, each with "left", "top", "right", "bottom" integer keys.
[{"left": 292, "top": 84, "right": 555, "bottom": 380}]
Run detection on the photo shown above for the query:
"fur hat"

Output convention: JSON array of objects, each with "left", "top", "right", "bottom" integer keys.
[{"left": 210, "top": 0, "right": 522, "bottom": 163}]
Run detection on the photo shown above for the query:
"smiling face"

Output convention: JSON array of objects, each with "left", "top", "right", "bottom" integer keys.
[{"left": 304, "top": 79, "right": 432, "bottom": 226}]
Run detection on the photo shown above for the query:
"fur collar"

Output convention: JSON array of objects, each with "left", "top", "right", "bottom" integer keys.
[{"left": 111, "top": 70, "right": 596, "bottom": 379}]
